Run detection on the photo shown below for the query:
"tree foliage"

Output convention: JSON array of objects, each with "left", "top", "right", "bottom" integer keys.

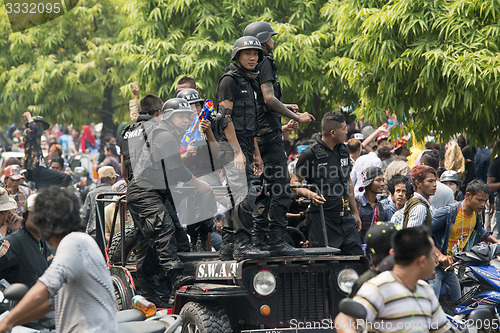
[
  {"left": 329, "top": 0, "right": 500, "bottom": 145},
  {"left": 0, "top": 0, "right": 131, "bottom": 137},
  {"left": 117, "top": 0, "right": 354, "bottom": 129}
]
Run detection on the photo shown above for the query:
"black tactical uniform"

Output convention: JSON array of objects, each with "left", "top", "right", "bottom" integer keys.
[
  {"left": 0, "top": 226, "right": 53, "bottom": 288},
  {"left": 244, "top": 21, "right": 304, "bottom": 256},
  {"left": 177, "top": 89, "right": 220, "bottom": 251},
  {"left": 252, "top": 50, "right": 300, "bottom": 253},
  {"left": 216, "top": 36, "right": 270, "bottom": 260},
  {"left": 121, "top": 109, "right": 193, "bottom": 303},
  {"left": 294, "top": 134, "right": 363, "bottom": 255}
]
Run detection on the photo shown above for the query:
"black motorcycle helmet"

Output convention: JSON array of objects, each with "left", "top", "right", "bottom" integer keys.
[
  {"left": 231, "top": 36, "right": 263, "bottom": 62},
  {"left": 176, "top": 88, "right": 203, "bottom": 104},
  {"left": 243, "top": 21, "right": 277, "bottom": 44},
  {"left": 161, "top": 98, "right": 193, "bottom": 121}
]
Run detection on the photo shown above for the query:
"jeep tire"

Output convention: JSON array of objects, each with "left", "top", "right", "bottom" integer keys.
[
  {"left": 108, "top": 225, "right": 137, "bottom": 264},
  {"left": 180, "top": 301, "right": 231, "bottom": 333}
]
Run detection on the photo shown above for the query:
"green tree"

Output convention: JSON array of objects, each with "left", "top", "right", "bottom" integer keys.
[
  {"left": 328, "top": 0, "right": 500, "bottom": 145},
  {"left": 118, "top": 0, "right": 356, "bottom": 134},
  {"left": 0, "top": 0, "right": 131, "bottom": 139}
]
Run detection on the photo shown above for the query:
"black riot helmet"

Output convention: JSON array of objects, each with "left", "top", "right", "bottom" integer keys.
[
  {"left": 243, "top": 21, "right": 277, "bottom": 44},
  {"left": 161, "top": 98, "right": 193, "bottom": 121},
  {"left": 176, "top": 88, "right": 203, "bottom": 104},
  {"left": 231, "top": 36, "right": 263, "bottom": 62}
]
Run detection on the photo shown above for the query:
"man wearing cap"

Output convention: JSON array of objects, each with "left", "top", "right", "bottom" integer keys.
[
  {"left": 81, "top": 166, "right": 118, "bottom": 236},
  {"left": 355, "top": 166, "right": 386, "bottom": 241},
  {"left": 104, "top": 180, "right": 133, "bottom": 242},
  {"left": 351, "top": 145, "right": 392, "bottom": 194},
  {"left": 0, "top": 188, "right": 23, "bottom": 238},
  {"left": 3, "top": 165, "right": 32, "bottom": 217},
  {"left": 0, "top": 193, "right": 54, "bottom": 288},
  {"left": 349, "top": 222, "right": 398, "bottom": 297},
  {"left": 384, "top": 138, "right": 411, "bottom": 181}
]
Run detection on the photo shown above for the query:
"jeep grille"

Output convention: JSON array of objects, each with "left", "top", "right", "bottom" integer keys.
[{"left": 276, "top": 266, "right": 330, "bottom": 322}]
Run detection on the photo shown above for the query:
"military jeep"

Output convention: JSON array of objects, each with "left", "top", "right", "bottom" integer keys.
[
  {"left": 174, "top": 249, "right": 368, "bottom": 332},
  {"left": 96, "top": 192, "right": 369, "bottom": 332}
]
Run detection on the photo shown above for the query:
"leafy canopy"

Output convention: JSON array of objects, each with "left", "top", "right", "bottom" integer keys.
[{"left": 329, "top": 0, "right": 500, "bottom": 146}]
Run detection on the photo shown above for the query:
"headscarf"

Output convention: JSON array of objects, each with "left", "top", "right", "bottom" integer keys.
[{"left": 81, "top": 125, "right": 96, "bottom": 152}]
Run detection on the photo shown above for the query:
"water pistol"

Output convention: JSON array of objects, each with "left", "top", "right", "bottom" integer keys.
[{"left": 180, "top": 99, "right": 214, "bottom": 155}]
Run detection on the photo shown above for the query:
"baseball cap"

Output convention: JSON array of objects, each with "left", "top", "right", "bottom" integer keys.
[
  {"left": 376, "top": 133, "right": 389, "bottom": 143},
  {"left": 359, "top": 166, "right": 383, "bottom": 192},
  {"left": 4, "top": 165, "right": 24, "bottom": 180},
  {"left": 391, "top": 137, "right": 408, "bottom": 153},
  {"left": 365, "top": 222, "right": 398, "bottom": 256},
  {"left": 98, "top": 166, "right": 118, "bottom": 179}
]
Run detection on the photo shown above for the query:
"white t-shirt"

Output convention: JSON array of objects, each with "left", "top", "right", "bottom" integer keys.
[{"left": 39, "top": 232, "right": 117, "bottom": 333}]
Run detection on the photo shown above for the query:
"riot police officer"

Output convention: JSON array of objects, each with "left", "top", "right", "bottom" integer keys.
[
  {"left": 243, "top": 21, "right": 314, "bottom": 256},
  {"left": 290, "top": 112, "right": 363, "bottom": 255},
  {"left": 121, "top": 95, "right": 209, "bottom": 304},
  {"left": 176, "top": 89, "right": 220, "bottom": 251},
  {"left": 216, "top": 36, "right": 270, "bottom": 261}
]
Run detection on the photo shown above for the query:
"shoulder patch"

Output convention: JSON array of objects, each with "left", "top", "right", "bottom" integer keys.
[
  {"left": 311, "top": 143, "right": 328, "bottom": 159},
  {"left": 0, "top": 240, "right": 10, "bottom": 257}
]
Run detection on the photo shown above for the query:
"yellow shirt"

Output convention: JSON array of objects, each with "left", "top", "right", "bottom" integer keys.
[{"left": 446, "top": 206, "right": 476, "bottom": 256}]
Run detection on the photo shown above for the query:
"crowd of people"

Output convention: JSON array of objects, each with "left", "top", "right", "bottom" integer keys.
[{"left": 0, "top": 19, "right": 499, "bottom": 332}]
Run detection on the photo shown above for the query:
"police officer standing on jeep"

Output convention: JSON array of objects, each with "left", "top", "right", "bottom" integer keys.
[
  {"left": 216, "top": 36, "right": 270, "bottom": 261},
  {"left": 291, "top": 112, "right": 363, "bottom": 255},
  {"left": 243, "top": 21, "right": 314, "bottom": 256}
]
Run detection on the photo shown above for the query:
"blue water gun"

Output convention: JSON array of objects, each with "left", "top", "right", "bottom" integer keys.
[{"left": 180, "top": 99, "right": 214, "bottom": 154}]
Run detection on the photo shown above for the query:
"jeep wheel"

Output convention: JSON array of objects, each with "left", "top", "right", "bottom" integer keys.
[
  {"left": 108, "top": 225, "right": 137, "bottom": 264},
  {"left": 180, "top": 302, "right": 231, "bottom": 333}
]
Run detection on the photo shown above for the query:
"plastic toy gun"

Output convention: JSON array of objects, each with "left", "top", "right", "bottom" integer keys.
[{"left": 180, "top": 99, "right": 214, "bottom": 155}]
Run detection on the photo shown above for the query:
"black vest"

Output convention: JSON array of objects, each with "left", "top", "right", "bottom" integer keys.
[
  {"left": 120, "top": 115, "right": 157, "bottom": 183},
  {"left": 217, "top": 64, "right": 258, "bottom": 137},
  {"left": 257, "top": 53, "right": 283, "bottom": 135},
  {"left": 307, "top": 137, "right": 352, "bottom": 199}
]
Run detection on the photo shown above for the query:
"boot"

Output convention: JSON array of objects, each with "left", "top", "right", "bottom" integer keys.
[
  {"left": 219, "top": 229, "right": 234, "bottom": 260},
  {"left": 268, "top": 228, "right": 305, "bottom": 257},
  {"left": 252, "top": 230, "right": 270, "bottom": 251},
  {"left": 233, "top": 232, "right": 270, "bottom": 261},
  {"left": 170, "top": 269, "right": 195, "bottom": 292}
]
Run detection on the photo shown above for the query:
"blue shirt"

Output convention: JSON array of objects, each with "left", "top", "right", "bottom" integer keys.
[{"left": 356, "top": 194, "right": 385, "bottom": 231}]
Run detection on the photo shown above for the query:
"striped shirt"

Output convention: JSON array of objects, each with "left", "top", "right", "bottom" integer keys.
[
  {"left": 39, "top": 232, "right": 117, "bottom": 333},
  {"left": 353, "top": 271, "right": 450, "bottom": 333},
  {"left": 406, "top": 193, "right": 431, "bottom": 228}
]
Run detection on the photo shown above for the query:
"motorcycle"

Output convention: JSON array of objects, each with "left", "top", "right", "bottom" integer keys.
[
  {"left": 0, "top": 282, "right": 182, "bottom": 333},
  {"left": 442, "top": 243, "right": 500, "bottom": 331}
]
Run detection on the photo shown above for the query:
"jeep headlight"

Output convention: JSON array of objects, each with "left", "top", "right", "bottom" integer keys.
[
  {"left": 337, "top": 268, "right": 359, "bottom": 294},
  {"left": 253, "top": 270, "right": 276, "bottom": 296}
]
